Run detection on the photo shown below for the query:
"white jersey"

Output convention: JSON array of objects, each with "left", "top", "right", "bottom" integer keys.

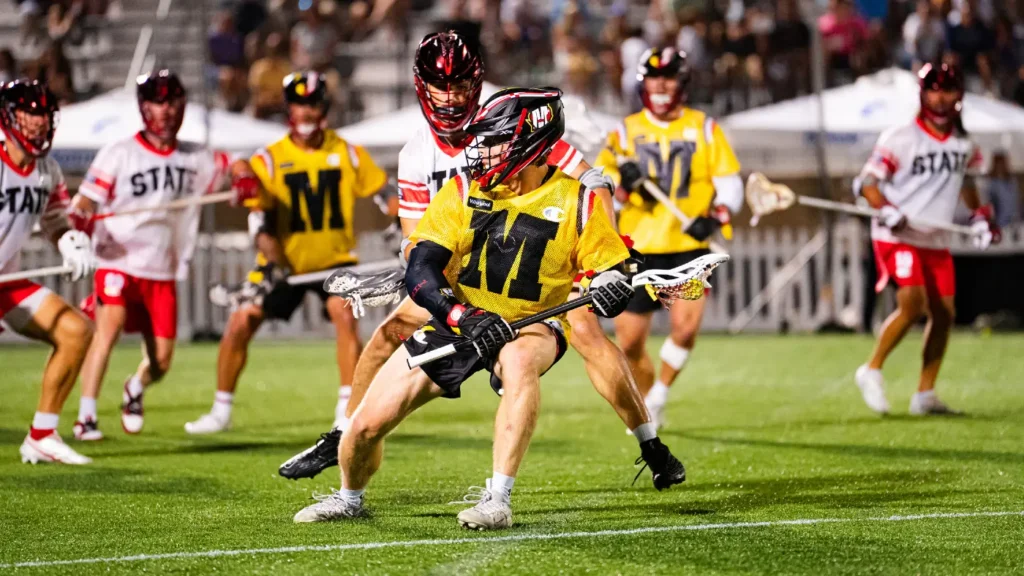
[
  {"left": 396, "top": 125, "right": 585, "bottom": 220},
  {"left": 0, "top": 147, "right": 69, "bottom": 276},
  {"left": 859, "top": 118, "right": 982, "bottom": 249},
  {"left": 79, "top": 133, "right": 229, "bottom": 280}
]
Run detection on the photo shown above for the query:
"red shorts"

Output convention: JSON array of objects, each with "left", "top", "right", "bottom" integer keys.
[
  {"left": 873, "top": 241, "right": 955, "bottom": 298},
  {"left": 89, "top": 269, "right": 177, "bottom": 339},
  {"left": 0, "top": 279, "right": 50, "bottom": 332}
]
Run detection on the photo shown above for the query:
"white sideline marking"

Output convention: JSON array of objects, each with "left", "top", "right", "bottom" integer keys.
[{"left": 3, "top": 510, "right": 1021, "bottom": 569}]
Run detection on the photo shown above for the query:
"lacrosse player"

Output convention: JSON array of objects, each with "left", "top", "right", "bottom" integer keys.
[
  {"left": 294, "top": 88, "right": 663, "bottom": 529},
  {"left": 0, "top": 80, "right": 96, "bottom": 464},
  {"left": 184, "top": 71, "right": 394, "bottom": 434},
  {"left": 69, "top": 70, "right": 237, "bottom": 441},
  {"left": 595, "top": 47, "right": 743, "bottom": 429},
  {"left": 854, "top": 62, "right": 999, "bottom": 416},
  {"left": 280, "top": 32, "right": 682, "bottom": 494}
]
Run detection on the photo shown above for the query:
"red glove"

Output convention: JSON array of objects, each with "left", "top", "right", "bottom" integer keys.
[
  {"left": 231, "top": 174, "right": 261, "bottom": 207},
  {"left": 67, "top": 206, "right": 94, "bottom": 236},
  {"left": 970, "top": 205, "right": 1002, "bottom": 245},
  {"left": 710, "top": 204, "right": 731, "bottom": 226}
]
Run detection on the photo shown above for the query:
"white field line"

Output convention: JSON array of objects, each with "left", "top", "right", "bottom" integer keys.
[{"left": 2, "top": 510, "right": 1021, "bottom": 570}]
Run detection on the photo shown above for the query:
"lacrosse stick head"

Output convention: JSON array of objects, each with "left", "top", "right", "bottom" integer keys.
[
  {"left": 745, "top": 172, "right": 796, "bottom": 226},
  {"left": 323, "top": 266, "right": 405, "bottom": 318},
  {"left": 209, "top": 282, "right": 263, "bottom": 311},
  {"left": 634, "top": 253, "right": 730, "bottom": 305}
]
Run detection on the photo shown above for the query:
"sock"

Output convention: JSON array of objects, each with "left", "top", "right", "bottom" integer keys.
[
  {"left": 333, "top": 416, "right": 350, "bottom": 433},
  {"left": 212, "top": 391, "right": 233, "bottom": 421},
  {"left": 646, "top": 381, "right": 670, "bottom": 407},
  {"left": 30, "top": 412, "right": 59, "bottom": 440},
  {"left": 632, "top": 422, "right": 658, "bottom": 444},
  {"left": 335, "top": 386, "right": 352, "bottom": 427},
  {"left": 490, "top": 471, "right": 515, "bottom": 500},
  {"left": 78, "top": 397, "right": 97, "bottom": 422},
  {"left": 914, "top": 390, "right": 935, "bottom": 400},
  {"left": 124, "top": 375, "right": 144, "bottom": 402},
  {"left": 340, "top": 487, "right": 364, "bottom": 501}
]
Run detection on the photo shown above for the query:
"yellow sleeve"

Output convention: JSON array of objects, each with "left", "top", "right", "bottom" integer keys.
[
  {"left": 708, "top": 120, "right": 741, "bottom": 177},
  {"left": 594, "top": 126, "right": 625, "bottom": 187},
  {"left": 574, "top": 197, "right": 629, "bottom": 273},
  {"left": 248, "top": 151, "right": 276, "bottom": 211},
  {"left": 352, "top": 144, "right": 388, "bottom": 198},
  {"left": 409, "top": 178, "right": 464, "bottom": 252}
]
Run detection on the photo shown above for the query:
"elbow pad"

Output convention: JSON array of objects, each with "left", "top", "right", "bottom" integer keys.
[{"left": 405, "top": 241, "right": 461, "bottom": 321}]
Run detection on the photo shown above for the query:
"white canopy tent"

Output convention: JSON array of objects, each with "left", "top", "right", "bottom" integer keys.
[
  {"left": 50, "top": 89, "right": 287, "bottom": 171},
  {"left": 722, "top": 68, "right": 1024, "bottom": 177}
]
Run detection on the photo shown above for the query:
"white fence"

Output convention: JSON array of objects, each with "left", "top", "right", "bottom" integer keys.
[{"left": 7, "top": 221, "right": 1024, "bottom": 342}]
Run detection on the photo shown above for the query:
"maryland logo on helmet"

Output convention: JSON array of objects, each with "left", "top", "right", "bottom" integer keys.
[{"left": 283, "top": 71, "right": 329, "bottom": 110}]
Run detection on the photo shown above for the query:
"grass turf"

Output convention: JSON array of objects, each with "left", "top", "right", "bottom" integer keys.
[{"left": 0, "top": 333, "right": 1022, "bottom": 574}]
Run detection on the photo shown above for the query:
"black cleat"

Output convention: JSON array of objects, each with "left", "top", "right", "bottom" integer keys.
[
  {"left": 635, "top": 438, "right": 686, "bottom": 490},
  {"left": 279, "top": 428, "right": 341, "bottom": 480}
]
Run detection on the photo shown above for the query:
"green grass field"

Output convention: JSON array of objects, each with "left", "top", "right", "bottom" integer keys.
[{"left": 1, "top": 333, "right": 1023, "bottom": 575}]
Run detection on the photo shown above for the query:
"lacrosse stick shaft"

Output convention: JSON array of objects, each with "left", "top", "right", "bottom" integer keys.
[
  {"left": 794, "top": 196, "right": 974, "bottom": 236},
  {"left": 640, "top": 180, "right": 729, "bottom": 254},
  {"left": 287, "top": 258, "right": 401, "bottom": 286},
  {"left": 0, "top": 265, "right": 73, "bottom": 283},
  {"left": 93, "top": 191, "right": 234, "bottom": 220}
]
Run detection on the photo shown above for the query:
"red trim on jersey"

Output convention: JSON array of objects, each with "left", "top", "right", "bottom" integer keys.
[
  {"left": 134, "top": 132, "right": 177, "bottom": 157},
  {"left": 914, "top": 118, "right": 951, "bottom": 143},
  {"left": 586, "top": 188, "right": 596, "bottom": 218},
  {"left": 0, "top": 143, "right": 36, "bottom": 177},
  {"left": 454, "top": 174, "right": 467, "bottom": 200},
  {"left": 429, "top": 130, "right": 469, "bottom": 158},
  {"left": 967, "top": 148, "right": 984, "bottom": 170},
  {"left": 398, "top": 179, "right": 429, "bottom": 190}
]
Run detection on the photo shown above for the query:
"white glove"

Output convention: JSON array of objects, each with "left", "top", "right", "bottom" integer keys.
[
  {"left": 878, "top": 205, "right": 907, "bottom": 231},
  {"left": 57, "top": 230, "right": 94, "bottom": 281},
  {"left": 970, "top": 218, "right": 993, "bottom": 250}
]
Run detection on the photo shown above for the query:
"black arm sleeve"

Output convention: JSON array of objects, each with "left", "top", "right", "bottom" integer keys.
[{"left": 406, "top": 240, "right": 462, "bottom": 322}]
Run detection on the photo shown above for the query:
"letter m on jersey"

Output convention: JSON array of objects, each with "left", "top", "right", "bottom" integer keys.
[
  {"left": 284, "top": 169, "right": 343, "bottom": 232},
  {"left": 459, "top": 209, "right": 559, "bottom": 302},
  {"left": 634, "top": 139, "right": 697, "bottom": 196}
]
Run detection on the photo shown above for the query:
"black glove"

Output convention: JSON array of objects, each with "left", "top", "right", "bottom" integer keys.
[
  {"left": 589, "top": 271, "right": 634, "bottom": 318},
  {"left": 685, "top": 216, "right": 721, "bottom": 241},
  {"left": 456, "top": 306, "right": 516, "bottom": 359},
  {"left": 248, "top": 262, "right": 290, "bottom": 296},
  {"left": 617, "top": 160, "right": 645, "bottom": 193}
]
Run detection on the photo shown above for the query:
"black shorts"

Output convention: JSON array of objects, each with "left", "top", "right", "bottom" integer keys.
[
  {"left": 625, "top": 249, "right": 711, "bottom": 314},
  {"left": 262, "top": 279, "right": 332, "bottom": 321},
  {"left": 403, "top": 317, "right": 568, "bottom": 399}
]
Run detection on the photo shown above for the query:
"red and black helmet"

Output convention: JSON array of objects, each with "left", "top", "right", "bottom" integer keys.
[
  {"left": 413, "top": 31, "right": 484, "bottom": 137},
  {"left": 0, "top": 79, "right": 60, "bottom": 157},
  {"left": 136, "top": 69, "right": 186, "bottom": 140},
  {"left": 637, "top": 47, "right": 690, "bottom": 116},
  {"left": 464, "top": 87, "right": 564, "bottom": 192},
  {"left": 918, "top": 61, "right": 963, "bottom": 125}
]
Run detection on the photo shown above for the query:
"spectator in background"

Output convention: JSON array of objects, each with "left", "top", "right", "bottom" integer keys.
[
  {"left": 32, "top": 41, "right": 75, "bottom": 104},
  {"left": 248, "top": 31, "right": 291, "bottom": 120},
  {"left": 945, "top": 0, "right": 995, "bottom": 94},
  {"left": 234, "top": 0, "right": 268, "bottom": 38},
  {"left": 209, "top": 8, "right": 248, "bottom": 112},
  {"left": 48, "top": 0, "right": 84, "bottom": 45},
  {"left": 986, "top": 151, "right": 1022, "bottom": 227},
  {"left": 18, "top": 0, "right": 47, "bottom": 50},
  {"left": 769, "top": 0, "right": 811, "bottom": 100},
  {"left": 819, "top": 0, "right": 869, "bottom": 85},
  {"left": 620, "top": 25, "right": 648, "bottom": 111},
  {"left": 902, "top": 0, "right": 946, "bottom": 69},
  {"left": 714, "top": 13, "right": 760, "bottom": 113},
  {"left": 0, "top": 49, "right": 17, "bottom": 85},
  {"left": 291, "top": 0, "right": 339, "bottom": 71},
  {"left": 992, "top": 16, "right": 1023, "bottom": 96}
]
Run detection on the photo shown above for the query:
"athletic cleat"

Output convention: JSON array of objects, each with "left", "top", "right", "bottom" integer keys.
[
  {"left": 184, "top": 412, "right": 231, "bottom": 435},
  {"left": 635, "top": 438, "right": 686, "bottom": 490},
  {"left": 121, "top": 377, "right": 145, "bottom": 434},
  {"left": 279, "top": 428, "right": 341, "bottom": 480},
  {"left": 909, "top": 391, "right": 963, "bottom": 416},
  {"left": 293, "top": 490, "right": 366, "bottom": 523},
  {"left": 855, "top": 364, "right": 890, "bottom": 415},
  {"left": 72, "top": 418, "right": 104, "bottom": 441},
  {"left": 20, "top": 432, "right": 91, "bottom": 465},
  {"left": 453, "top": 482, "right": 512, "bottom": 531}
]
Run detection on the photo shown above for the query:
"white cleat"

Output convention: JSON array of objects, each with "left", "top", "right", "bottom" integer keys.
[
  {"left": 72, "top": 418, "right": 104, "bottom": 441},
  {"left": 855, "top": 365, "right": 890, "bottom": 415},
  {"left": 121, "top": 377, "right": 145, "bottom": 435},
  {"left": 21, "top": 433, "right": 92, "bottom": 465},
  {"left": 184, "top": 412, "right": 231, "bottom": 435},
  {"left": 453, "top": 482, "right": 513, "bottom": 531},
  {"left": 293, "top": 490, "right": 366, "bottom": 523},
  {"left": 909, "top": 391, "right": 963, "bottom": 416}
]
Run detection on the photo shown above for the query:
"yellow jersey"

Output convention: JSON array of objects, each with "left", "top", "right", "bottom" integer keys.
[
  {"left": 410, "top": 170, "right": 628, "bottom": 332},
  {"left": 595, "top": 108, "right": 740, "bottom": 254},
  {"left": 250, "top": 131, "right": 387, "bottom": 274}
]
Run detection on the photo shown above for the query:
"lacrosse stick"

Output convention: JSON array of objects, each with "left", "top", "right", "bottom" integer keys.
[
  {"left": 406, "top": 253, "right": 730, "bottom": 369},
  {"left": 321, "top": 262, "right": 405, "bottom": 318},
  {"left": 93, "top": 191, "right": 234, "bottom": 221},
  {"left": 0, "top": 265, "right": 73, "bottom": 283},
  {"left": 745, "top": 173, "right": 975, "bottom": 235}
]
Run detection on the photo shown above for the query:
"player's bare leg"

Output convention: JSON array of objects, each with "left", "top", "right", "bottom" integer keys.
[
  {"left": 120, "top": 333, "right": 174, "bottom": 435},
  {"left": 75, "top": 303, "right": 127, "bottom": 441},
  {"left": 856, "top": 286, "right": 927, "bottom": 415},
  {"left": 646, "top": 297, "right": 706, "bottom": 428},
  {"left": 16, "top": 293, "right": 95, "bottom": 464},
  {"left": 185, "top": 304, "right": 264, "bottom": 434},
  {"left": 325, "top": 296, "right": 361, "bottom": 428},
  {"left": 294, "top": 345, "right": 445, "bottom": 522},
  {"left": 614, "top": 311, "right": 655, "bottom": 396},
  {"left": 278, "top": 297, "right": 428, "bottom": 479},
  {"left": 911, "top": 295, "right": 959, "bottom": 415}
]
